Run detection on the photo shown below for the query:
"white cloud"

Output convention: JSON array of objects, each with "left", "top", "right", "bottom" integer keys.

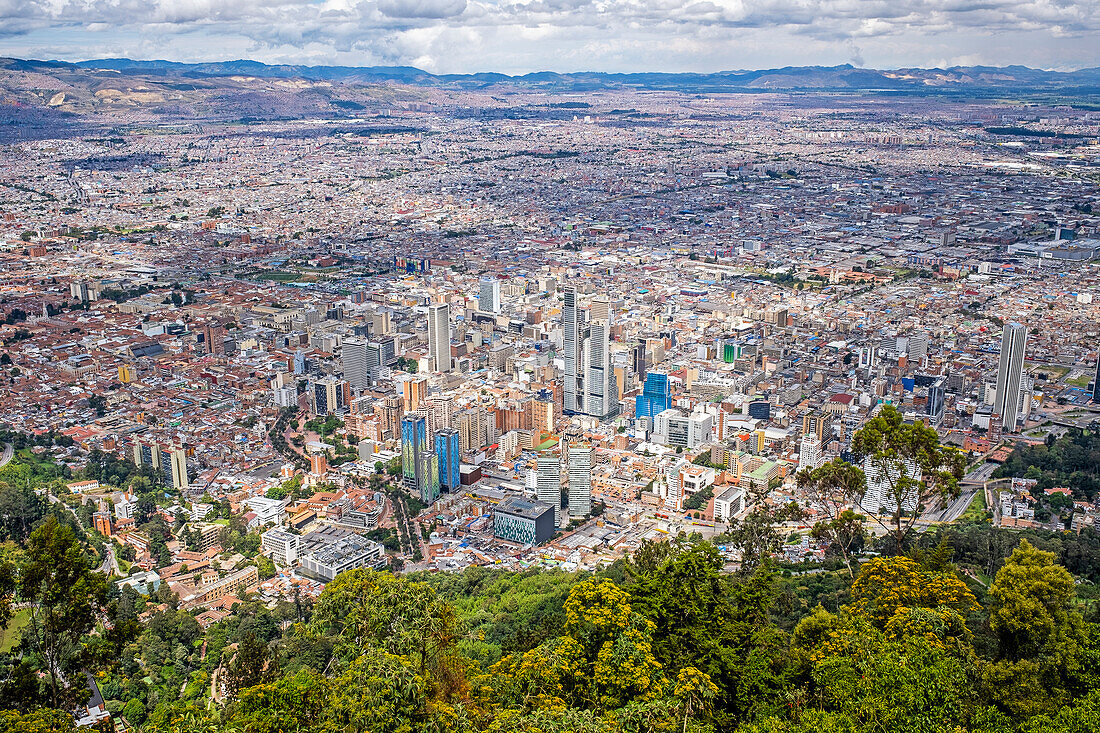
[{"left": 0, "top": 0, "right": 1096, "bottom": 71}]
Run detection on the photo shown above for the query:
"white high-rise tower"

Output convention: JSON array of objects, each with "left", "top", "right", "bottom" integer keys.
[
  {"left": 562, "top": 286, "right": 583, "bottom": 414},
  {"left": 567, "top": 443, "right": 593, "bottom": 517},
  {"left": 994, "top": 322, "right": 1027, "bottom": 432},
  {"left": 427, "top": 303, "right": 451, "bottom": 373}
]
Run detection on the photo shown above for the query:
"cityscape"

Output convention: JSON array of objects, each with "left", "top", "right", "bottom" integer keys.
[{"left": 1, "top": 36, "right": 1100, "bottom": 733}]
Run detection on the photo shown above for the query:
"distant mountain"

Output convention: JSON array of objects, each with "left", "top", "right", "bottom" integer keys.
[
  {"left": 29, "top": 58, "right": 1100, "bottom": 91},
  {"left": 2, "top": 56, "right": 1099, "bottom": 142}
]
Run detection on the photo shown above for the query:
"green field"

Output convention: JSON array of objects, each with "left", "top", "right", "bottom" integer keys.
[
  {"left": 958, "top": 491, "right": 989, "bottom": 524},
  {"left": 0, "top": 609, "right": 29, "bottom": 653},
  {"left": 253, "top": 271, "right": 302, "bottom": 282}
]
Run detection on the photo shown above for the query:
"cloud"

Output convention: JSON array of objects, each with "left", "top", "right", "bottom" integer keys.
[
  {"left": 378, "top": 0, "right": 467, "bottom": 19},
  {"left": 0, "top": 0, "right": 1097, "bottom": 71}
]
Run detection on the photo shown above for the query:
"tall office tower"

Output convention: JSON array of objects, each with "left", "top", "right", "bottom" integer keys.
[
  {"left": 567, "top": 443, "right": 593, "bottom": 517},
  {"left": 632, "top": 342, "right": 647, "bottom": 381},
  {"left": 401, "top": 414, "right": 429, "bottom": 494},
  {"left": 341, "top": 337, "right": 370, "bottom": 390},
  {"left": 797, "top": 434, "right": 821, "bottom": 472},
  {"left": 401, "top": 375, "right": 429, "bottom": 413},
  {"left": 635, "top": 372, "right": 672, "bottom": 420},
  {"left": 1093, "top": 355, "right": 1100, "bottom": 404},
  {"left": 590, "top": 295, "right": 611, "bottom": 322},
  {"left": 585, "top": 318, "right": 615, "bottom": 418},
  {"left": 562, "top": 285, "right": 583, "bottom": 414},
  {"left": 908, "top": 331, "right": 929, "bottom": 364},
  {"left": 536, "top": 453, "right": 562, "bottom": 526},
  {"left": 994, "top": 322, "right": 1028, "bottom": 432},
  {"left": 133, "top": 438, "right": 190, "bottom": 491},
  {"left": 427, "top": 303, "right": 451, "bottom": 373},
  {"left": 418, "top": 450, "right": 441, "bottom": 504},
  {"left": 372, "top": 310, "right": 392, "bottom": 336},
  {"left": 435, "top": 428, "right": 461, "bottom": 493},
  {"left": 927, "top": 381, "right": 946, "bottom": 419},
  {"left": 312, "top": 377, "right": 348, "bottom": 416},
  {"left": 293, "top": 349, "right": 306, "bottom": 375},
  {"left": 479, "top": 277, "right": 501, "bottom": 314}
]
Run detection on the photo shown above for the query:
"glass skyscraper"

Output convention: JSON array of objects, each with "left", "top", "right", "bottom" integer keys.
[
  {"left": 435, "top": 428, "right": 461, "bottom": 493},
  {"left": 635, "top": 372, "right": 672, "bottom": 420}
]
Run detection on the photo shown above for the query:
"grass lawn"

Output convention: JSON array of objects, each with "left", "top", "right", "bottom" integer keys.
[
  {"left": 253, "top": 271, "right": 302, "bottom": 282},
  {"left": 0, "top": 609, "right": 30, "bottom": 653},
  {"left": 958, "top": 491, "right": 989, "bottom": 524}
]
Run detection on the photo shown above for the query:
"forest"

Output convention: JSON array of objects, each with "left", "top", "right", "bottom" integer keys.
[
  {"left": 993, "top": 427, "right": 1100, "bottom": 500},
  {"left": 2, "top": 511, "right": 1100, "bottom": 733}
]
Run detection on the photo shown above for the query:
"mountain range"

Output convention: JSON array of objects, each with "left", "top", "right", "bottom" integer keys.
[
  {"left": 2, "top": 57, "right": 1099, "bottom": 141},
  {"left": 6, "top": 57, "right": 1100, "bottom": 92}
]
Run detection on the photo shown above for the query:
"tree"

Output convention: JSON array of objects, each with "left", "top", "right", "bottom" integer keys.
[
  {"left": 16, "top": 516, "right": 108, "bottom": 708},
  {"left": 227, "top": 632, "right": 274, "bottom": 695},
  {"left": 122, "top": 698, "right": 146, "bottom": 726},
  {"left": 847, "top": 555, "right": 979, "bottom": 629},
  {"left": 813, "top": 496, "right": 864, "bottom": 554},
  {"left": 797, "top": 459, "right": 868, "bottom": 576},
  {"left": 673, "top": 666, "right": 718, "bottom": 733},
  {"left": 852, "top": 404, "right": 965, "bottom": 553},
  {"left": 988, "top": 539, "right": 1083, "bottom": 662},
  {"left": 724, "top": 503, "right": 803, "bottom": 574}
]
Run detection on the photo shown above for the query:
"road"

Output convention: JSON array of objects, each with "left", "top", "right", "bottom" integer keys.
[
  {"left": 920, "top": 461, "right": 997, "bottom": 523},
  {"left": 0, "top": 443, "right": 12, "bottom": 468}
]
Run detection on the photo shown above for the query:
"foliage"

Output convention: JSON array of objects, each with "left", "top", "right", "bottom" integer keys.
[
  {"left": 852, "top": 404, "right": 965, "bottom": 553},
  {"left": 993, "top": 428, "right": 1100, "bottom": 500}
]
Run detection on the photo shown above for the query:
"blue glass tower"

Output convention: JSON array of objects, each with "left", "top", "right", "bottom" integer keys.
[
  {"left": 635, "top": 372, "right": 672, "bottom": 420},
  {"left": 435, "top": 428, "right": 461, "bottom": 493}
]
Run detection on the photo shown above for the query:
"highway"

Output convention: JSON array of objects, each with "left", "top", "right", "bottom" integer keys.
[{"left": 0, "top": 443, "right": 12, "bottom": 468}]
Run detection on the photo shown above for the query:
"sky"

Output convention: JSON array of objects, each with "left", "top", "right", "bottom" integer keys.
[{"left": 0, "top": 0, "right": 1098, "bottom": 75}]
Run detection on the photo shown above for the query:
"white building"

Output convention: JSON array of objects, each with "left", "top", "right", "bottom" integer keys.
[
  {"left": 261, "top": 528, "right": 301, "bottom": 566},
  {"left": 243, "top": 496, "right": 287, "bottom": 528},
  {"left": 479, "top": 277, "right": 501, "bottom": 314},
  {"left": 567, "top": 443, "right": 593, "bottom": 517},
  {"left": 713, "top": 486, "right": 745, "bottom": 522},
  {"left": 536, "top": 454, "right": 562, "bottom": 526},
  {"left": 860, "top": 455, "right": 920, "bottom": 515},
  {"left": 797, "top": 434, "right": 821, "bottom": 472},
  {"left": 427, "top": 303, "right": 451, "bottom": 373},
  {"left": 653, "top": 409, "right": 714, "bottom": 449}
]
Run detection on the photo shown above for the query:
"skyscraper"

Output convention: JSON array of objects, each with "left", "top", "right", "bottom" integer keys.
[
  {"left": 635, "top": 372, "right": 672, "bottom": 420},
  {"left": 632, "top": 342, "right": 647, "bottom": 381},
  {"left": 312, "top": 377, "right": 348, "bottom": 416},
  {"left": 927, "top": 380, "right": 946, "bottom": 419},
  {"left": 435, "top": 428, "right": 461, "bottom": 493},
  {"left": 427, "top": 303, "right": 451, "bottom": 373},
  {"left": 585, "top": 317, "right": 615, "bottom": 418},
  {"left": 418, "top": 450, "right": 440, "bottom": 504},
  {"left": 567, "top": 442, "right": 593, "bottom": 517},
  {"left": 479, "top": 277, "right": 501, "bottom": 314},
  {"left": 1093, "top": 355, "right": 1100, "bottom": 404},
  {"left": 562, "top": 285, "right": 583, "bottom": 414},
  {"left": 994, "top": 322, "right": 1028, "bottom": 432},
  {"left": 401, "top": 413, "right": 429, "bottom": 493},
  {"left": 536, "top": 453, "right": 562, "bottom": 526},
  {"left": 341, "top": 337, "right": 371, "bottom": 390}
]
